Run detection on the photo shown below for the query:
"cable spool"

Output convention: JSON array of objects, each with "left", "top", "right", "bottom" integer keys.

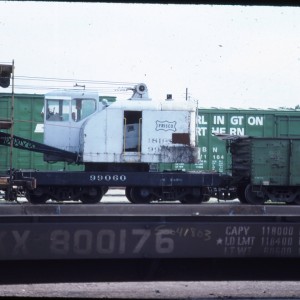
[{"left": 136, "top": 83, "right": 147, "bottom": 95}]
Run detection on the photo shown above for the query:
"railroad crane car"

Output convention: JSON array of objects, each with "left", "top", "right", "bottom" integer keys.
[{"left": 1, "top": 84, "right": 229, "bottom": 204}]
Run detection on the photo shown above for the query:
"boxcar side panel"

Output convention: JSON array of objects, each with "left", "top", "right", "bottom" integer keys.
[
  {"left": 290, "top": 140, "right": 300, "bottom": 185},
  {"left": 251, "top": 139, "right": 290, "bottom": 186}
]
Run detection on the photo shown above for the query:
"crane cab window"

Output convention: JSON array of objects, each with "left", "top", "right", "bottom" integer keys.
[
  {"left": 71, "top": 98, "right": 96, "bottom": 122},
  {"left": 46, "top": 99, "right": 69, "bottom": 121}
]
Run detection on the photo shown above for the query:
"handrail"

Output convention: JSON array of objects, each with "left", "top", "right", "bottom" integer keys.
[
  {"left": 123, "top": 117, "right": 127, "bottom": 153},
  {"left": 138, "top": 118, "right": 142, "bottom": 154}
]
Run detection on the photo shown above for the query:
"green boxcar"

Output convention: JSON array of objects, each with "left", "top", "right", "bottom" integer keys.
[
  {"left": 229, "top": 136, "right": 300, "bottom": 204},
  {"left": 196, "top": 108, "right": 300, "bottom": 173},
  {"left": 158, "top": 107, "right": 300, "bottom": 173}
]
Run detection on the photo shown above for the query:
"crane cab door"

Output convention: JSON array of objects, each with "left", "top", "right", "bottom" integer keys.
[
  {"left": 44, "top": 96, "right": 97, "bottom": 155},
  {"left": 44, "top": 97, "right": 76, "bottom": 153},
  {"left": 123, "top": 111, "right": 142, "bottom": 152}
]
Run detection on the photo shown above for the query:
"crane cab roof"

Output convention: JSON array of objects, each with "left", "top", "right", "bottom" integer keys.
[{"left": 45, "top": 89, "right": 99, "bottom": 100}]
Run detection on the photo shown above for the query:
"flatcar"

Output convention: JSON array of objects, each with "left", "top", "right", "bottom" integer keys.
[
  {"left": 2, "top": 83, "right": 300, "bottom": 205},
  {"left": 1, "top": 84, "right": 228, "bottom": 204}
]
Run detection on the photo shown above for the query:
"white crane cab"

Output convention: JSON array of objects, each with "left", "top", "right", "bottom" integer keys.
[
  {"left": 43, "top": 89, "right": 103, "bottom": 161},
  {"left": 43, "top": 84, "right": 199, "bottom": 167}
]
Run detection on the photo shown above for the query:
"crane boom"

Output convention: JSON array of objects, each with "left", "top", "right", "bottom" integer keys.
[{"left": 0, "top": 131, "right": 79, "bottom": 163}]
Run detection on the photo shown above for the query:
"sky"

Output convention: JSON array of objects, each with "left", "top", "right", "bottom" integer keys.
[{"left": 1, "top": 2, "right": 300, "bottom": 108}]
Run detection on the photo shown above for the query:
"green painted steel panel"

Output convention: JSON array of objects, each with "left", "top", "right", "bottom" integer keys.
[
  {"left": 277, "top": 116, "right": 300, "bottom": 137},
  {"left": 99, "top": 95, "right": 116, "bottom": 103},
  {"left": 289, "top": 140, "right": 300, "bottom": 185},
  {"left": 247, "top": 138, "right": 300, "bottom": 187},
  {"left": 0, "top": 93, "right": 83, "bottom": 174},
  {"left": 196, "top": 109, "right": 300, "bottom": 174},
  {"left": 251, "top": 139, "right": 290, "bottom": 186}
]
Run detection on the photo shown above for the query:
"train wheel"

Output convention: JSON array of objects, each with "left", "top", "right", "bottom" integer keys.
[
  {"left": 130, "top": 187, "right": 153, "bottom": 204},
  {"left": 181, "top": 196, "right": 204, "bottom": 204},
  {"left": 200, "top": 187, "right": 210, "bottom": 202},
  {"left": 245, "top": 184, "right": 265, "bottom": 205},
  {"left": 125, "top": 187, "right": 134, "bottom": 203},
  {"left": 181, "top": 187, "right": 204, "bottom": 204},
  {"left": 102, "top": 186, "right": 109, "bottom": 195},
  {"left": 26, "top": 188, "right": 49, "bottom": 204},
  {"left": 236, "top": 184, "right": 248, "bottom": 204},
  {"left": 202, "top": 195, "right": 210, "bottom": 202},
  {"left": 290, "top": 195, "right": 300, "bottom": 205},
  {"left": 81, "top": 187, "right": 103, "bottom": 204}
]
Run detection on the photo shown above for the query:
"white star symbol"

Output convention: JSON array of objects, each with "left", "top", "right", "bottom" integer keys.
[{"left": 216, "top": 238, "right": 223, "bottom": 245}]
